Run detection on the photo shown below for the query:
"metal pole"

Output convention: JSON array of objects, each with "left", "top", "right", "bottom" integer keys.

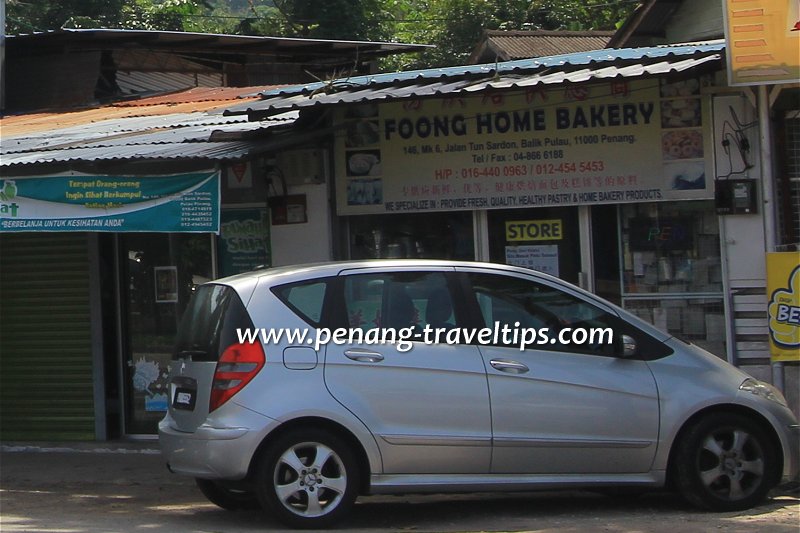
[{"left": 758, "top": 85, "right": 784, "bottom": 392}]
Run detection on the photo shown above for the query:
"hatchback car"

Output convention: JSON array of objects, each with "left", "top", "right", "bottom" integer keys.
[{"left": 159, "top": 260, "right": 799, "bottom": 529}]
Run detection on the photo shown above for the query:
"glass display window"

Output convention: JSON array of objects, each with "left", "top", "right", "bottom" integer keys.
[
  {"left": 619, "top": 201, "right": 726, "bottom": 358},
  {"left": 348, "top": 211, "right": 474, "bottom": 260}
]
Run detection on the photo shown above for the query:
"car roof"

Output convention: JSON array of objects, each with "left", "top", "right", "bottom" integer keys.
[{"left": 215, "top": 259, "right": 546, "bottom": 286}]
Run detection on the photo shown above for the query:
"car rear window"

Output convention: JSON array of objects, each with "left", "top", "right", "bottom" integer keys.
[{"left": 173, "top": 284, "right": 253, "bottom": 362}]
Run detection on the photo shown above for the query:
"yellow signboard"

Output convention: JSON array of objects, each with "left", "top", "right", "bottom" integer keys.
[
  {"left": 723, "top": 0, "right": 800, "bottom": 85},
  {"left": 767, "top": 252, "right": 800, "bottom": 362},
  {"left": 506, "top": 219, "right": 563, "bottom": 241}
]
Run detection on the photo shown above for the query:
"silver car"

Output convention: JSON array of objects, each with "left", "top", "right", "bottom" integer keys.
[{"left": 159, "top": 260, "right": 799, "bottom": 529}]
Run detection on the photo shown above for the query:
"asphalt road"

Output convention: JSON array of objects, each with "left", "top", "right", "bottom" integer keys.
[{"left": 1, "top": 443, "right": 798, "bottom": 533}]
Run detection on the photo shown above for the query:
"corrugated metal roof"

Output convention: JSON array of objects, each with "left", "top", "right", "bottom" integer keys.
[
  {"left": 115, "top": 71, "right": 224, "bottom": 95},
  {"left": 226, "top": 43, "right": 724, "bottom": 118},
  {"left": 2, "top": 113, "right": 297, "bottom": 154},
  {"left": 115, "top": 86, "right": 277, "bottom": 107},
  {"left": 247, "top": 42, "right": 725, "bottom": 100},
  {"left": 470, "top": 30, "right": 615, "bottom": 62},
  {"left": 1, "top": 142, "right": 266, "bottom": 167},
  {"left": 1, "top": 85, "right": 298, "bottom": 167},
  {"left": 1, "top": 101, "right": 260, "bottom": 138}
]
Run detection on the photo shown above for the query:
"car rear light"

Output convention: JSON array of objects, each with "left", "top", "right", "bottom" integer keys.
[{"left": 209, "top": 341, "right": 265, "bottom": 412}]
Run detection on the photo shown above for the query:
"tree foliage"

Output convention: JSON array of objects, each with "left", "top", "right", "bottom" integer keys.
[{"left": 528, "top": 0, "right": 639, "bottom": 32}]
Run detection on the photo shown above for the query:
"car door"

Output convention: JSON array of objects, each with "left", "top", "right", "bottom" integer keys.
[
  {"left": 460, "top": 268, "right": 660, "bottom": 475},
  {"left": 323, "top": 267, "right": 492, "bottom": 474}
]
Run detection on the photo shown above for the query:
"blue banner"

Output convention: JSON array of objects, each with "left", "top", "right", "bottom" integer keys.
[{"left": 0, "top": 171, "right": 220, "bottom": 233}]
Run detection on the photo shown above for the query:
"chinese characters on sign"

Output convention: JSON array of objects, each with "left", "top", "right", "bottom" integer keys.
[{"left": 335, "top": 79, "right": 712, "bottom": 215}]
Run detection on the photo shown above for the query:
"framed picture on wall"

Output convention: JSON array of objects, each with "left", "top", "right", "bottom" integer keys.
[{"left": 154, "top": 266, "right": 178, "bottom": 303}]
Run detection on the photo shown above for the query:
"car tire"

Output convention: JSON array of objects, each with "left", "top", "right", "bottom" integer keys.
[
  {"left": 195, "top": 478, "right": 260, "bottom": 511},
  {"left": 255, "top": 428, "right": 360, "bottom": 529},
  {"left": 674, "top": 412, "right": 778, "bottom": 511}
]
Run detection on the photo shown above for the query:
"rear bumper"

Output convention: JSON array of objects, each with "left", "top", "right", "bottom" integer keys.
[{"left": 158, "top": 410, "right": 274, "bottom": 480}]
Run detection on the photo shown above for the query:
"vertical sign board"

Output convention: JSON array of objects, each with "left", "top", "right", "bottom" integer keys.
[
  {"left": 722, "top": 0, "right": 800, "bottom": 86},
  {"left": 767, "top": 252, "right": 800, "bottom": 362},
  {"left": 218, "top": 208, "right": 270, "bottom": 277}
]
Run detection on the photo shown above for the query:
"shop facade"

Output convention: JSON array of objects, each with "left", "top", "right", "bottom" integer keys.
[
  {"left": 0, "top": 149, "right": 334, "bottom": 439},
  {"left": 223, "top": 39, "right": 796, "bottom": 412},
  {"left": 332, "top": 74, "right": 729, "bottom": 359}
]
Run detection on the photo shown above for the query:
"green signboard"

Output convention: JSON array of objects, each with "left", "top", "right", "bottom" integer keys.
[
  {"left": 0, "top": 171, "right": 220, "bottom": 233},
  {"left": 218, "top": 208, "right": 270, "bottom": 277}
]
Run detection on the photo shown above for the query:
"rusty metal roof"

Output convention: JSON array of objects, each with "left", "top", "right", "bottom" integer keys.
[
  {"left": 0, "top": 87, "right": 266, "bottom": 138},
  {"left": 469, "top": 30, "right": 615, "bottom": 63},
  {"left": 0, "top": 86, "right": 298, "bottom": 168},
  {"left": 225, "top": 42, "right": 725, "bottom": 119},
  {"left": 113, "top": 86, "right": 280, "bottom": 107}
]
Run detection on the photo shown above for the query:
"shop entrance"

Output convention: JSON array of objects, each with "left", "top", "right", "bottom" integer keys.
[
  {"left": 119, "top": 233, "right": 214, "bottom": 435},
  {"left": 487, "top": 207, "right": 582, "bottom": 285}
]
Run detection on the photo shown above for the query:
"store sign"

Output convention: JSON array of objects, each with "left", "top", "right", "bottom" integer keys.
[
  {"left": 218, "top": 208, "right": 270, "bottom": 277},
  {"left": 723, "top": 0, "right": 800, "bottom": 86},
  {"left": 767, "top": 252, "right": 800, "bottom": 362},
  {"left": 0, "top": 171, "right": 220, "bottom": 233},
  {"left": 335, "top": 79, "right": 713, "bottom": 215},
  {"left": 506, "top": 219, "right": 563, "bottom": 241}
]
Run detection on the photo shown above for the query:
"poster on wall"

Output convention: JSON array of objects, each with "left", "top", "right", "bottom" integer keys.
[
  {"left": 722, "top": 0, "right": 800, "bottom": 86},
  {"left": 218, "top": 208, "right": 270, "bottom": 277},
  {"left": 154, "top": 266, "right": 179, "bottom": 303},
  {"left": 0, "top": 171, "right": 220, "bottom": 233},
  {"left": 767, "top": 252, "right": 800, "bottom": 362},
  {"left": 505, "top": 245, "right": 559, "bottom": 276},
  {"left": 335, "top": 79, "right": 713, "bottom": 216}
]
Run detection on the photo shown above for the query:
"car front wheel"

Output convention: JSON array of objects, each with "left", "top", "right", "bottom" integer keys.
[
  {"left": 674, "top": 412, "right": 778, "bottom": 511},
  {"left": 255, "top": 428, "right": 359, "bottom": 529}
]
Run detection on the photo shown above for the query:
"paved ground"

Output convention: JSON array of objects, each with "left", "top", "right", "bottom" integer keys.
[{"left": 1, "top": 442, "right": 798, "bottom": 532}]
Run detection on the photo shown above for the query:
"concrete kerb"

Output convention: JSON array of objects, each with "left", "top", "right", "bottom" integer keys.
[{"left": 1, "top": 440, "right": 160, "bottom": 455}]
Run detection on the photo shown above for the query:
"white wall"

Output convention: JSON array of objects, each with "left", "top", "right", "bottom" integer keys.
[
  {"left": 713, "top": 94, "right": 766, "bottom": 284},
  {"left": 269, "top": 183, "right": 333, "bottom": 266}
]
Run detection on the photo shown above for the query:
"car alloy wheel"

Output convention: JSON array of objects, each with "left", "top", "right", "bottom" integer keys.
[
  {"left": 675, "top": 413, "right": 777, "bottom": 511},
  {"left": 257, "top": 429, "right": 359, "bottom": 528}
]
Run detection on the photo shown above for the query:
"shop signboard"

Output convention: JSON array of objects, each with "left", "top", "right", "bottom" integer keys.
[
  {"left": 722, "top": 0, "right": 800, "bottom": 86},
  {"left": 218, "top": 208, "right": 270, "bottom": 277},
  {"left": 505, "top": 219, "right": 563, "bottom": 242},
  {"left": 335, "top": 78, "right": 713, "bottom": 215},
  {"left": 0, "top": 171, "right": 220, "bottom": 233},
  {"left": 767, "top": 252, "right": 800, "bottom": 362}
]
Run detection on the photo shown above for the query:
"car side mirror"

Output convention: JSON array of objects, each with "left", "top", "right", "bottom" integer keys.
[{"left": 620, "top": 334, "right": 637, "bottom": 358}]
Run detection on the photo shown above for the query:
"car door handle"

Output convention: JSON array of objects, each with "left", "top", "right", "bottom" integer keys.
[
  {"left": 490, "top": 359, "right": 529, "bottom": 374},
  {"left": 344, "top": 349, "right": 385, "bottom": 363}
]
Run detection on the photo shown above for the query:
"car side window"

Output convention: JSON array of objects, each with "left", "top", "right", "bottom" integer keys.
[
  {"left": 467, "top": 272, "right": 620, "bottom": 356},
  {"left": 344, "top": 272, "right": 459, "bottom": 334},
  {"left": 273, "top": 279, "right": 329, "bottom": 326}
]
